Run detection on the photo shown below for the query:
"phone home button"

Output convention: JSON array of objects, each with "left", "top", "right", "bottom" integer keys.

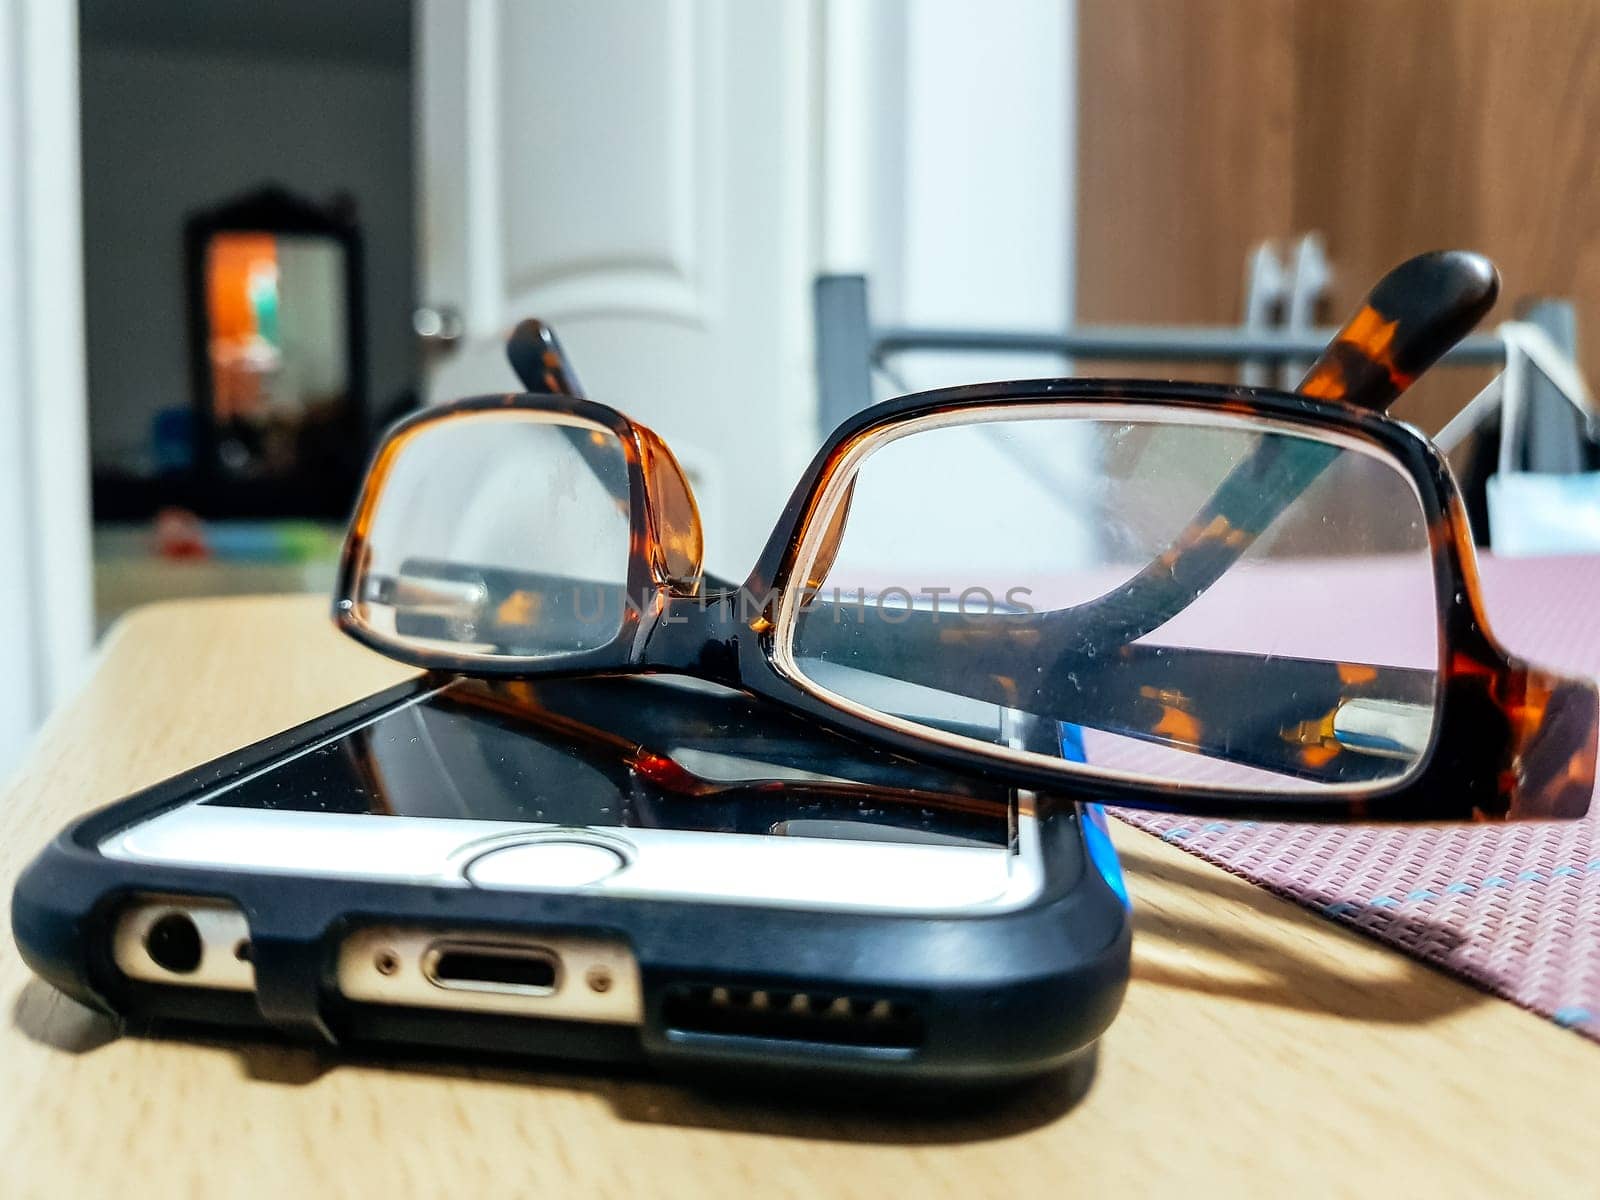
[{"left": 464, "top": 838, "right": 627, "bottom": 889}]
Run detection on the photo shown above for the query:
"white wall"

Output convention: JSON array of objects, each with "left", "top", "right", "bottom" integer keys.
[
  {"left": 823, "top": 0, "right": 1076, "bottom": 391},
  {"left": 0, "top": 0, "right": 92, "bottom": 778},
  {"left": 814, "top": 0, "right": 1086, "bottom": 572},
  {"left": 898, "top": 0, "right": 1074, "bottom": 382},
  {"left": 79, "top": 43, "right": 416, "bottom": 471},
  {"left": 0, "top": 0, "right": 38, "bottom": 775}
]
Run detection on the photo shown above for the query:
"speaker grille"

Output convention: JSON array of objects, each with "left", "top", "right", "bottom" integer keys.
[{"left": 662, "top": 984, "right": 922, "bottom": 1049}]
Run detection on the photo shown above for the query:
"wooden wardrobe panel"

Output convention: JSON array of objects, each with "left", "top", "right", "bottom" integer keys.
[
  {"left": 1077, "top": 0, "right": 1600, "bottom": 431},
  {"left": 1075, "top": 0, "right": 1297, "bottom": 348},
  {"left": 1290, "top": 0, "right": 1600, "bottom": 431}
]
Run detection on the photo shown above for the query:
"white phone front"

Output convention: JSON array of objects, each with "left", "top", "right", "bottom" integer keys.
[{"left": 101, "top": 676, "right": 1045, "bottom": 916}]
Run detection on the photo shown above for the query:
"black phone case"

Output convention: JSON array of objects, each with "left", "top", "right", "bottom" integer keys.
[{"left": 12, "top": 680, "right": 1131, "bottom": 1087}]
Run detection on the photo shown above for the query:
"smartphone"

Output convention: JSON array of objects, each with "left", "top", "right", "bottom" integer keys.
[{"left": 14, "top": 673, "right": 1130, "bottom": 1086}]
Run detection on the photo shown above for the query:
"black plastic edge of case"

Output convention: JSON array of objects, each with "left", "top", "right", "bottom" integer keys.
[{"left": 11, "top": 680, "right": 1132, "bottom": 1087}]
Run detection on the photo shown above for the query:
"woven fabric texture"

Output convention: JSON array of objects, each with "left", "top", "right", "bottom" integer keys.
[{"left": 1114, "top": 554, "right": 1600, "bottom": 1038}]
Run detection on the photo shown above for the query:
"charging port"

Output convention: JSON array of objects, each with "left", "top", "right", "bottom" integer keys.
[
  {"left": 338, "top": 926, "right": 641, "bottom": 1023},
  {"left": 423, "top": 942, "right": 560, "bottom": 996}
]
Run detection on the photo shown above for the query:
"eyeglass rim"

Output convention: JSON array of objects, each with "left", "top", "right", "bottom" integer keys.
[
  {"left": 766, "top": 396, "right": 1444, "bottom": 803},
  {"left": 335, "top": 395, "right": 661, "bottom": 676}
]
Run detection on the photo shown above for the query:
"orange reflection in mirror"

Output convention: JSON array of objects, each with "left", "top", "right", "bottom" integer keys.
[{"left": 206, "top": 232, "right": 280, "bottom": 422}]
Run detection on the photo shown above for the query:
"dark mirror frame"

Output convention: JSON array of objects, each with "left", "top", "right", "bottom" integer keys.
[{"left": 183, "top": 184, "right": 368, "bottom": 519}]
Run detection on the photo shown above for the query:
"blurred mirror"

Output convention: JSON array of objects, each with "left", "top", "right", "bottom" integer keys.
[{"left": 204, "top": 231, "right": 349, "bottom": 478}]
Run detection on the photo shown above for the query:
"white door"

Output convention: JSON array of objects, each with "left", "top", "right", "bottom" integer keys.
[{"left": 413, "top": 0, "right": 821, "bottom": 578}]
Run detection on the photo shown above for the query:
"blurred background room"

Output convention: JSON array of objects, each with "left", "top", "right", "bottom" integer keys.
[{"left": 2, "top": 0, "right": 1597, "bottom": 777}]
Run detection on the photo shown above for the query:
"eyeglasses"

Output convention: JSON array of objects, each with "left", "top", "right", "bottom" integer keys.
[{"left": 334, "top": 252, "right": 1597, "bottom": 824}]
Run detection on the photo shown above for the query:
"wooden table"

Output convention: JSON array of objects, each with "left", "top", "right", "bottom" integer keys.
[{"left": 3, "top": 596, "right": 1596, "bottom": 1198}]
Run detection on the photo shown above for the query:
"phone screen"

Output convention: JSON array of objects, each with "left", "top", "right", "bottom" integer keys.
[{"left": 201, "top": 676, "right": 1013, "bottom": 849}]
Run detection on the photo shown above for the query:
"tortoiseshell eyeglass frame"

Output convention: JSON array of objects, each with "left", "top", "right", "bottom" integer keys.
[{"left": 336, "top": 374, "right": 1597, "bottom": 825}]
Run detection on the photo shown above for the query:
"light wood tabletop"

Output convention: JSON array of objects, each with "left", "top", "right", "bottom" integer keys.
[{"left": 3, "top": 595, "right": 1596, "bottom": 1199}]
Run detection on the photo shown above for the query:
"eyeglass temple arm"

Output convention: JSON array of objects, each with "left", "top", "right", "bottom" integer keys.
[
  {"left": 507, "top": 318, "right": 587, "bottom": 398},
  {"left": 1047, "top": 251, "right": 1501, "bottom": 654},
  {"left": 793, "top": 603, "right": 1429, "bottom": 784},
  {"left": 1297, "top": 250, "right": 1501, "bottom": 408},
  {"left": 504, "top": 317, "right": 633, "bottom": 502}
]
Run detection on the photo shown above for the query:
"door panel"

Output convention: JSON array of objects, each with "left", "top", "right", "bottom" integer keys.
[{"left": 496, "top": 0, "right": 702, "bottom": 324}]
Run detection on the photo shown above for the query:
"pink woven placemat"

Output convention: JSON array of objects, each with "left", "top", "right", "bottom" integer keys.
[{"left": 1113, "top": 554, "right": 1600, "bottom": 1038}]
